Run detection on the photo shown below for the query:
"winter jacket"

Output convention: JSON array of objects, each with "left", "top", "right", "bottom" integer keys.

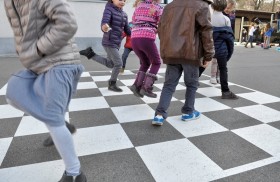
[
  {"left": 122, "top": 32, "right": 132, "bottom": 49},
  {"left": 265, "top": 28, "right": 274, "bottom": 37},
  {"left": 101, "top": 3, "right": 131, "bottom": 49},
  {"left": 131, "top": 0, "right": 163, "bottom": 40},
  {"left": 158, "top": 0, "right": 214, "bottom": 66},
  {"left": 4, "top": 0, "right": 80, "bottom": 74},
  {"left": 213, "top": 26, "right": 234, "bottom": 61}
]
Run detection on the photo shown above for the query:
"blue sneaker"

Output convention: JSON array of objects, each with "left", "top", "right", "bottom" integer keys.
[
  {"left": 181, "top": 111, "right": 201, "bottom": 121},
  {"left": 152, "top": 115, "right": 164, "bottom": 126}
]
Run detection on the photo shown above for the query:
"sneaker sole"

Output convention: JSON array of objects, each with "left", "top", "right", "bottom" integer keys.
[
  {"left": 181, "top": 115, "right": 201, "bottom": 121},
  {"left": 152, "top": 121, "right": 163, "bottom": 126}
]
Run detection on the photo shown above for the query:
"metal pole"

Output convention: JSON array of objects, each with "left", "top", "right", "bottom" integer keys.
[
  {"left": 271, "top": 14, "right": 274, "bottom": 25},
  {"left": 239, "top": 17, "right": 244, "bottom": 44},
  {"left": 163, "top": 0, "right": 168, "bottom": 4}
]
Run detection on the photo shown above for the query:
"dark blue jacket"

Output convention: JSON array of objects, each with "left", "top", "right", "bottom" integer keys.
[
  {"left": 213, "top": 26, "right": 234, "bottom": 61},
  {"left": 101, "top": 3, "right": 131, "bottom": 49}
]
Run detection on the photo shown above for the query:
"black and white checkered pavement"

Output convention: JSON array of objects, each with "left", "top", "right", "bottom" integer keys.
[{"left": 1, "top": 67, "right": 280, "bottom": 182}]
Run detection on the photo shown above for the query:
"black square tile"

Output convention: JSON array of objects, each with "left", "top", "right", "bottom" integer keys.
[
  {"left": 198, "top": 82, "right": 213, "bottom": 88},
  {"left": 73, "top": 88, "right": 102, "bottom": 98},
  {"left": 212, "top": 162, "right": 280, "bottom": 182},
  {"left": 204, "top": 109, "right": 263, "bottom": 130},
  {"left": 118, "top": 74, "right": 136, "bottom": 80},
  {"left": 268, "top": 121, "right": 280, "bottom": 130},
  {"left": 199, "top": 75, "right": 209, "bottom": 80},
  {"left": 89, "top": 71, "right": 111, "bottom": 76},
  {"left": 149, "top": 101, "right": 184, "bottom": 117},
  {"left": 265, "top": 102, "right": 280, "bottom": 112},
  {"left": 223, "top": 85, "right": 255, "bottom": 94},
  {"left": 105, "top": 94, "right": 145, "bottom": 107},
  {"left": 0, "top": 95, "right": 7, "bottom": 105},
  {"left": 0, "top": 133, "right": 60, "bottom": 168},
  {"left": 173, "top": 90, "right": 206, "bottom": 100},
  {"left": 189, "top": 131, "right": 272, "bottom": 170},
  {"left": 0, "top": 118, "right": 21, "bottom": 138},
  {"left": 95, "top": 80, "right": 125, "bottom": 88},
  {"left": 69, "top": 108, "right": 119, "bottom": 128},
  {"left": 80, "top": 148, "right": 155, "bottom": 182},
  {"left": 211, "top": 96, "right": 258, "bottom": 108},
  {"left": 79, "top": 77, "right": 94, "bottom": 82},
  {"left": 121, "top": 120, "right": 184, "bottom": 146}
]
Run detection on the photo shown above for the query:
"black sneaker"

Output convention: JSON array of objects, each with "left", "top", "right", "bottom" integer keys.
[
  {"left": 79, "top": 47, "right": 95, "bottom": 59},
  {"left": 221, "top": 91, "right": 239, "bottom": 100},
  {"left": 43, "top": 122, "right": 77, "bottom": 147},
  {"left": 59, "top": 171, "right": 87, "bottom": 182},
  {"left": 108, "top": 81, "right": 123, "bottom": 92}
]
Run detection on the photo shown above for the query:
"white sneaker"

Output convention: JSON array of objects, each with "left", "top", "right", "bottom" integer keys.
[{"left": 210, "top": 77, "right": 217, "bottom": 84}]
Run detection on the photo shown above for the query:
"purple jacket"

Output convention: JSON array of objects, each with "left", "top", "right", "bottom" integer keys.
[{"left": 101, "top": 3, "right": 131, "bottom": 49}]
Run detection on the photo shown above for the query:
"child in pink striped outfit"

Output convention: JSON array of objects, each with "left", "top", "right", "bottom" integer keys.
[{"left": 130, "top": 0, "right": 163, "bottom": 98}]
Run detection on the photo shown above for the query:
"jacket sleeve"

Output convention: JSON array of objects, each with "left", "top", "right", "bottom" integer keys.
[
  {"left": 101, "top": 7, "right": 112, "bottom": 26},
  {"left": 196, "top": 5, "right": 215, "bottom": 61},
  {"left": 123, "top": 14, "right": 131, "bottom": 36},
  {"left": 225, "top": 34, "right": 234, "bottom": 61},
  {"left": 37, "top": 0, "right": 78, "bottom": 55}
]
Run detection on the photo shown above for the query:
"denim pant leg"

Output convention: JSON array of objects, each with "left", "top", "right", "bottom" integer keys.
[
  {"left": 104, "top": 47, "right": 122, "bottom": 81},
  {"left": 181, "top": 64, "right": 199, "bottom": 114},
  {"left": 156, "top": 64, "right": 182, "bottom": 119},
  {"left": 122, "top": 48, "right": 132, "bottom": 68},
  {"left": 217, "top": 57, "right": 229, "bottom": 92}
]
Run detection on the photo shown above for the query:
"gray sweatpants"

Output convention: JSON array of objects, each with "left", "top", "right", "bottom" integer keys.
[{"left": 91, "top": 46, "right": 122, "bottom": 81}]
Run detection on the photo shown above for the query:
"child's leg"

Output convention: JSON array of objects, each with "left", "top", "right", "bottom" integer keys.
[
  {"left": 210, "top": 58, "right": 218, "bottom": 78},
  {"left": 45, "top": 124, "right": 81, "bottom": 176},
  {"left": 103, "top": 47, "right": 122, "bottom": 82},
  {"left": 122, "top": 48, "right": 132, "bottom": 69},
  {"left": 131, "top": 38, "right": 151, "bottom": 73}
]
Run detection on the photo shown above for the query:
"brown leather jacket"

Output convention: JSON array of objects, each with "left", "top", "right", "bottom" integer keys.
[{"left": 158, "top": 0, "right": 214, "bottom": 66}]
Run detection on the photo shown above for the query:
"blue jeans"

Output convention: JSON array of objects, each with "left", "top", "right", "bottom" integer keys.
[
  {"left": 155, "top": 64, "right": 199, "bottom": 119},
  {"left": 122, "top": 48, "right": 133, "bottom": 68}
]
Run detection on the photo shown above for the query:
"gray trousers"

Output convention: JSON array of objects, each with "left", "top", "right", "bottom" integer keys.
[
  {"left": 156, "top": 64, "right": 199, "bottom": 119},
  {"left": 92, "top": 46, "right": 122, "bottom": 81}
]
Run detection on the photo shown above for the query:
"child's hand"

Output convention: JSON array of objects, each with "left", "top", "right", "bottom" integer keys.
[{"left": 102, "top": 24, "right": 111, "bottom": 32}]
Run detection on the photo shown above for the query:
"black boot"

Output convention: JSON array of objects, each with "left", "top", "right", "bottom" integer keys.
[
  {"left": 108, "top": 81, "right": 123, "bottom": 92},
  {"left": 43, "top": 121, "right": 77, "bottom": 147},
  {"left": 79, "top": 47, "right": 95, "bottom": 59},
  {"left": 59, "top": 171, "right": 87, "bottom": 182},
  {"left": 130, "top": 71, "right": 146, "bottom": 97}
]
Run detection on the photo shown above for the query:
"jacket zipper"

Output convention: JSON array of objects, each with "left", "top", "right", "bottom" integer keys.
[{"left": 11, "top": 0, "right": 24, "bottom": 36}]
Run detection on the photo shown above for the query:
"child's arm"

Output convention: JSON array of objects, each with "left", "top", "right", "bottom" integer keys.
[
  {"left": 37, "top": 0, "right": 78, "bottom": 56},
  {"left": 101, "top": 7, "right": 112, "bottom": 32}
]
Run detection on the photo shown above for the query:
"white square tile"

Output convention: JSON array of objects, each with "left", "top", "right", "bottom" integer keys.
[
  {"left": 91, "top": 75, "right": 111, "bottom": 82},
  {"left": 0, "top": 137, "right": 13, "bottom": 166},
  {"left": 157, "top": 68, "right": 167, "bottom": 74},
  {"left": 167, "top": 115, "right": 228, "bottom": 138},
  {"left": 154, "top": 83, "right": 185, "bottom": 90},
  {"left": 74, "top": 124, "right": 133, "bottom": 156},
  {"left": 193, "top": 98, "right": 231, "bottom": 112},
  {"left": 0, "top": 160, "right": 64, "bottom": 182},
  {"left": 99, "top": 86, "right": 132, "bottom": 96},
  {"left": 235, "top": 105, "right": 280, "bottom": 123},
  {"left": 197, "top": 87, "right": 222, "bottom": 97},
  {"left": 14, "top": 116, "right": 48, "bottom": 137},
  {"left": 237, "top": 91, "right": 280, "bottom": 104},
  {"left": 136, "top": 139, "right": 222, "bottom": 182},
  {"left": 0, "top": 105, "right": 24, "bottom": 119},
  {"left": 69, "top": 97, "right": 109, "bottom": 112},
  {"left": 111, "top": 104, "right": 155, "bottom": 123},
  {"left": 120, "top": 79, "right": 135, "bottom": 86},
  {"left": 80, "top": 72, "right": 91, "bottom": 77},
  {"left": 233, "top": 124, "right": 280, "bottom": 156},
  {"left": 119, "top": 70, "right": 135, "bottom": 75},
  {"left": 77, "top": 82, "right": 97, "bottom": 90},
  {"left": 0, "top": 84, "right": 7, "bottom": 95}
]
